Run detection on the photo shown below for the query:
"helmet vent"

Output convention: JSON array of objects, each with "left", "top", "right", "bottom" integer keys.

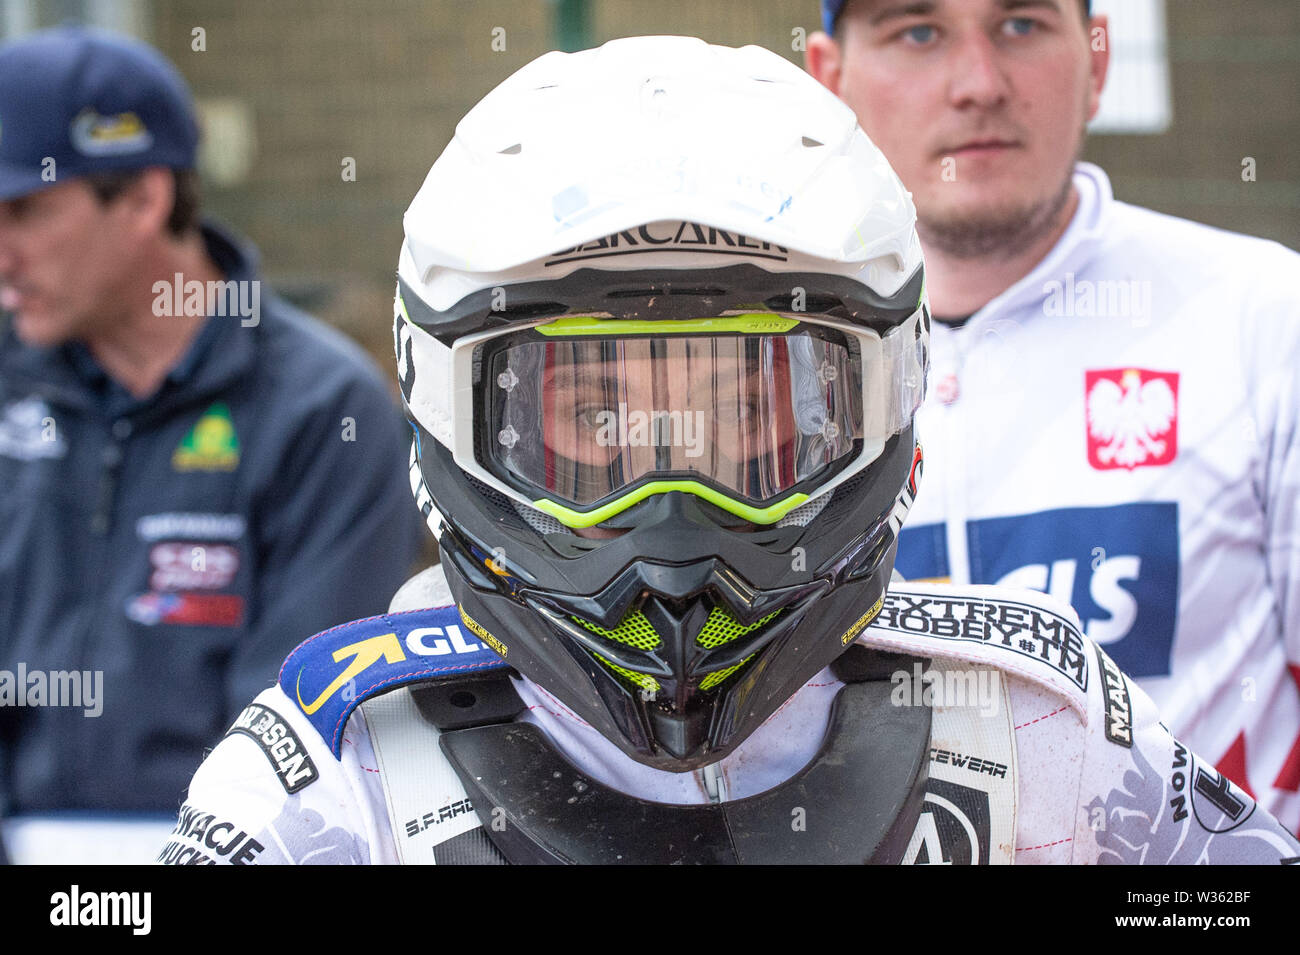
[
  {"left": 507, "top": 498, "right": 574, "bottom": 537},
  {"left": 802, "top": 136, "right": 824, "bottom": 148},
  {"left": 699, "top": 655, "right": 754, "bottom": 691},
  {"left": 493, "top": 300, "right": 568, "bottom": 319},
  {"left": 763, "top": 291, "right": 840, "bottom": 312},
  {"left": 466, "top": 472, "right": 517, "bottom": 512},
  {"left": 594, "top": 653, "right": 660, "bottom": 694},
  {"left": 498, "top": 143, "right": 522, "bottom": 155},
  {"left": 463, "top": 472, "right": 554, "bottom": 537},
  {"left": 819, "top": 468, "right": 870, "bottom": 521},
  {"left": 574, "top": 609, "right": 661, "bottom": 651},
  {"left": 776, "top": 493, "right": 830, "bottom": 528},
  {"left": 696, "top": 607, "right": 780, "bottom": 648},
  {"left": 604, "top": 286, "right": 726, "bottom": 299}
]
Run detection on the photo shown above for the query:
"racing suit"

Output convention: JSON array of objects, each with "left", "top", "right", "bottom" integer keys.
[
  {"left": 162, "top": 567, "right": 1300, "bottom": 865},
  {"left": 897, "top": 163, "right": 1300, "bottom": 830}
]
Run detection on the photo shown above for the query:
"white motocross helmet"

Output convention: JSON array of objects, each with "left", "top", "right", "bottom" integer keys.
[{"left": 396, "top": 36, "right": 928, "bottom": 771}]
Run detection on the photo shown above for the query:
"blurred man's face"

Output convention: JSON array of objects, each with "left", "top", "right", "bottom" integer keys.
[
  {"left": 0, "top": 180, "right": 140, "bottom": 346},
  {"left": 811, "top": 0, "right": 1107, "bottom": 259}
]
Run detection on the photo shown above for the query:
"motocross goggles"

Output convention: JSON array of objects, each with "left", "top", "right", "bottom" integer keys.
[{"left": 435, "top": 309, "right": 926, "bottom": 529}]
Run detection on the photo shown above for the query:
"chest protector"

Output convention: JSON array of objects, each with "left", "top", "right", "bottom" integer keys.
[{"left": 362, "top": 646, "right": 1017, "bottom": 864}]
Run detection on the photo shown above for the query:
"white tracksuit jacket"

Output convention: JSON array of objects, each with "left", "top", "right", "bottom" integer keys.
[
  {"left": 160, "top": 568, "right": 1300, "bottom": 865},
  {"left": 897, "top": 163, "right": 1300, "bottom": 831}
]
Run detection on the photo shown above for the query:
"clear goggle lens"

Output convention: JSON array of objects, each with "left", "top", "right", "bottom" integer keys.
[{"left": 482, "top": 325, "right": 865, "bottom": 509}]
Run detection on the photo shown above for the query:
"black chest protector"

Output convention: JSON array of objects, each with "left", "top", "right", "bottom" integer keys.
[{"left": 410, "top": 647, "right": 932, "bottom": 864}]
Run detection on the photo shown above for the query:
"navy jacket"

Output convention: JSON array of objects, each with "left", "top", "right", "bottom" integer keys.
[{"left": 0, "top": 222, "right": 423, "bottom": 812}]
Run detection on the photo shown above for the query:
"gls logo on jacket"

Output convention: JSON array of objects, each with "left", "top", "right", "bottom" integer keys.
[
  {"left": 283, "top": 606, "right": 509, "bottom": 756},
  {"left": 897, "top": 503, "right": 1179, "bottom": 678}
]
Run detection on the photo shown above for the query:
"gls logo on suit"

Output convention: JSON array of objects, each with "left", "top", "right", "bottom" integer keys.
[{"left": 897, "top": 503, "right": 1178, "bottom": 677}]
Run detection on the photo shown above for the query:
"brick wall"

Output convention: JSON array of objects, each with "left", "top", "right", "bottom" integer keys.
[{"left": 139, "top": 0, "right": 1297, "bottom": 352}]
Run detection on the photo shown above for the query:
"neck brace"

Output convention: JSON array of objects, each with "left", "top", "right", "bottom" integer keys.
[{"left": 413, "top": 647, "right": 931, "bottom": 864}]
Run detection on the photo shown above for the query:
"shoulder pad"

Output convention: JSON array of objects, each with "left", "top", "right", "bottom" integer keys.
[
  {"left": 278, "top": 604, "right": 508, "bottom": 757},
  {"left": 862, "top": 583, "right": 1091, "bottom": 721}
]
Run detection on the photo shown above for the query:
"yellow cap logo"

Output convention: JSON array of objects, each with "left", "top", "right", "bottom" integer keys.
[{"left": 70, "top": 109, "right": 153, "bottom": 156}]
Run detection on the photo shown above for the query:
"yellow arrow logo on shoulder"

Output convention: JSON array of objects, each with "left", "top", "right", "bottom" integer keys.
[{"left": 295, "top": 632, "right": 407, "bottom": 715}]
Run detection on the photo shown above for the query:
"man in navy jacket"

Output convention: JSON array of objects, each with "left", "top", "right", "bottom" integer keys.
[{"left": 0, "top": 26, "right": 421, "bottom": 824}]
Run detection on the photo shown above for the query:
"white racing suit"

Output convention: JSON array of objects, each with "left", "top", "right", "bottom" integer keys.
[
  {"left": 898, "top": 163, "right": 1300, "bottom": 830},
  {"left": 161, "top": 568, "right": 1300, "bottom": 864}
]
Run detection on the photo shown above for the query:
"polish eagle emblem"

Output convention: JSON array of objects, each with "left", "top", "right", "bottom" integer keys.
[{"left": 1085, "top": 369, "right": 1179, "bottom": 470}]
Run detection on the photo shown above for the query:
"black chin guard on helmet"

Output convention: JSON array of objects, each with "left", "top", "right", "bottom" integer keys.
[{"left": 432, "top": 424, "right": 915, "bottom": 771}]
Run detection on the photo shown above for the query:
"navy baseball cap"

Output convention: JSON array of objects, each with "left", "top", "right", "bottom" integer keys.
[
  {"left": 821, "top": 1, "right": 1093, "bottom": 35},
  {"left": 0, "top": 25, "right": 198, "bottom": 200}
]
